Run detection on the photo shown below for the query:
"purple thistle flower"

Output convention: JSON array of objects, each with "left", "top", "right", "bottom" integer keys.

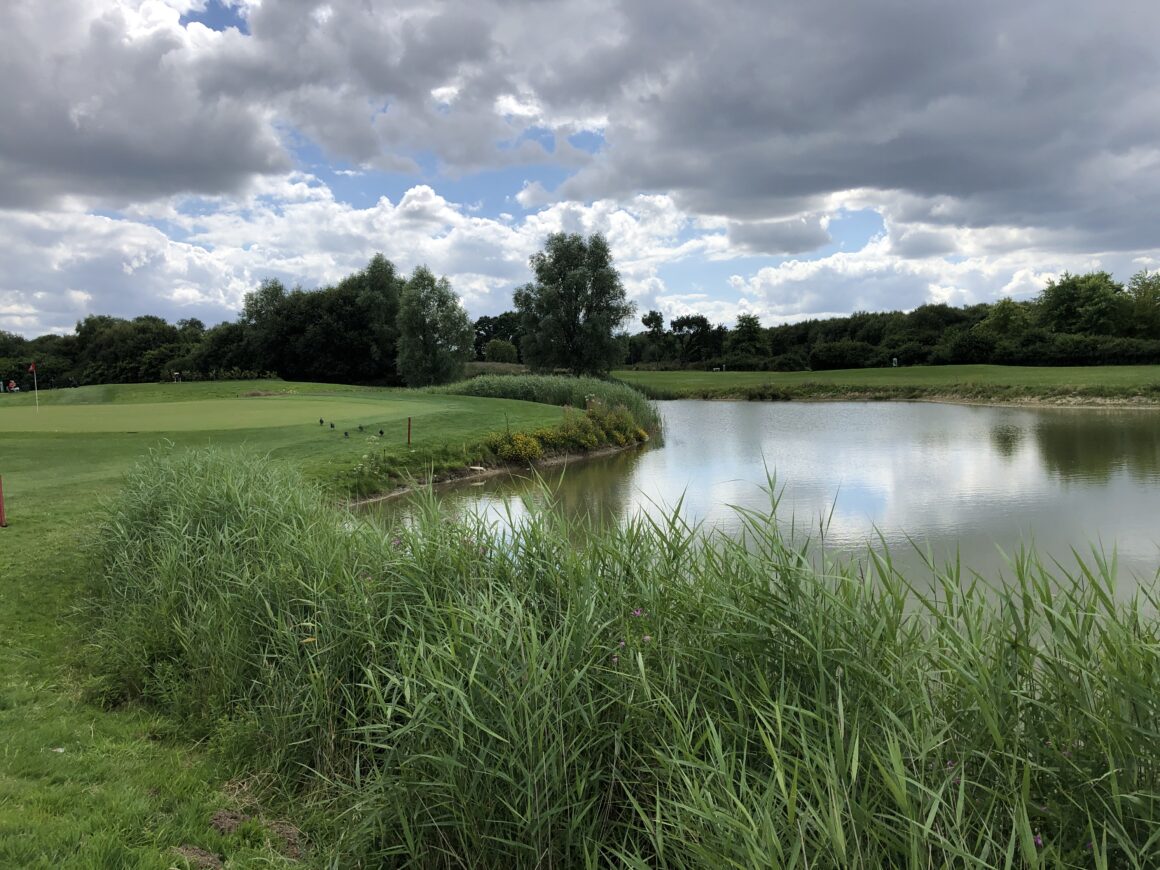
[
  {"left": 611, "top": 655, "right": 619, "bottom": 664},
  {"left": 1033, "top": 834, "right": 1043, "bottom": 848},
  {"left": 642, "top": 635, "right": 652, "bottom": 644},
  {"left": 631, "top": 608, "right": 644, "bottom": 617},
  {"left": 618, "top": 640, "right": 626, "bottom": 648}
]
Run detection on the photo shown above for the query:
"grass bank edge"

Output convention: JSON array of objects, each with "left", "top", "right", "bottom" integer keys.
[
  {"left": 88, "top": 447, "right": 1160, "bottom": 867},
  {"left": 615, "top": 363, "right": 1160, "bottom": 403},
  {"left": 339, "top": 374, "right": 661, "bottom": 497}
]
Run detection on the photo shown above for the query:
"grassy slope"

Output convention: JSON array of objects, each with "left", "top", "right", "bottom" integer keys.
[
  {"left": 0, "top": 381, "right": 561, "bottom": 868},
  {"left": 615, "top": 363, "right": 1160, "bottom": 400}
]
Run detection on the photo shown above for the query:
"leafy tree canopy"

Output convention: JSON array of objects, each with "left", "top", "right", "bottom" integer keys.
[
  {"left": 514, "top": 233, "right": 634, "bottom": 376},
  {"left": 396, "top": 266, "right": 474, "bottom": 387}
]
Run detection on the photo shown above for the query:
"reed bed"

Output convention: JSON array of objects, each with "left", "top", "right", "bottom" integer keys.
[
  {"left": 431, "top": 373, "right": 662, "bottom": 434},
  {"left": 88, "top": 448, "right": 1160, "bottom": 868}
]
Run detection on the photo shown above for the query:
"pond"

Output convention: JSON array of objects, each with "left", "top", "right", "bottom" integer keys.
[{"left": 369, "top": 401, "right": 1160, "bottom": 586}]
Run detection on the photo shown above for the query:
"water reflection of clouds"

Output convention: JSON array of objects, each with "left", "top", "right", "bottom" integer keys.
[{"left": 375, "top": 401, "right": 1160, "bottom": 585}]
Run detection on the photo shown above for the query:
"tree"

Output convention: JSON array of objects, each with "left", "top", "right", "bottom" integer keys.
[
  {"left": 641, "top": 310, "right": 665, "bottom": 336},
  {"left": 671, "top": 314, "right": 713, "bottom": 363},
  {"left": 513, "top": 233, "right": 634, "bottom": 375},
  {"left": 1036, "top": 272, "right": 1131, "bottom": 336},
  {"left": 727, "top": 313, "right": 765, "bottom": 357},
  {"left": 1127, "top": 269, "right": 1160, "bottom": 339},
  {"left": 473, "top": 311, "right": 522, "bottom": 360},
  {"left": 483, "top": 339, "right": 518, "bottom": 363},
  {"left": 396, "top": 266, "right": 474, "bottom": 387},
  {"left": 972, "top": 297, "right": 1032, "bottom": 342}
]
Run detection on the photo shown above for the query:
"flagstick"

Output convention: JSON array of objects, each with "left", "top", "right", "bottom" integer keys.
[{"left": 33, "top": 367, "right": 38, "bottom": 412}]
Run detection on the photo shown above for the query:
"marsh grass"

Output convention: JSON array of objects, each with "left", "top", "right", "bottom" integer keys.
[
  {"left": 431, "top": 373, "right": 662, "bottom": 434},
  {"left": 90, "top": 449, "right": 1160, "bottom": 867}
]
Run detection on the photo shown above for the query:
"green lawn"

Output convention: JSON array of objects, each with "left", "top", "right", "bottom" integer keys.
[
  {"left": 615, "top": 363, "right": 1160, "bottom": 399},
  {"left": 0, "top": 380, "right": 563, "bottom": 868}
]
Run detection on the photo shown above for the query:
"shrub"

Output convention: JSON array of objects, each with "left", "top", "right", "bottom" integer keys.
[
  {"left": 430, "top": 373, "right": 661, "bottom": 435},
  {"left": 483, "top": 338, "right": 519, "bottom": 364},
  {"left": 494, "top": 430, "right": 544, "bottom": 463}
]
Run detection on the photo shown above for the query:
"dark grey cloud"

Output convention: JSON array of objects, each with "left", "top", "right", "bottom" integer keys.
[
  {"left": 0, "top": 1, "right": 290, "bottom": 209},
  {"left": 552, "top": 0, "right": 1160, "bottom": 246},
  {"left": 11, "top": 0, "right": 1157, "bottom": 251},
  {"left": 3, "top": 0, "right": 1159, "bottom": 336},
  {"left": 727, "top": 217, "right": 831, "bottom": 256}
]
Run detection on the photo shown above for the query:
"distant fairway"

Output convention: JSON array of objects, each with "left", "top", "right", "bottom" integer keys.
[
  {"left": 0, "top": 395, "right": 440, "bottom": 433},
  {"left": 615, "top": 363, "right": 1160, "bottom": 400}
]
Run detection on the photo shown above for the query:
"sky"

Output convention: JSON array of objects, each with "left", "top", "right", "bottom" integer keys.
[{"left": 2, "top": 0, "right": 1159, "bottom": 338}]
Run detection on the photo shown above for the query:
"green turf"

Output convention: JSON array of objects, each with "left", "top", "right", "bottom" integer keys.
[
  {"left": 615, "top": 363, "right": 1160, "bottom": 397},
  {"left": 0, "top": 380, "right": 564, "bottom": 867}
]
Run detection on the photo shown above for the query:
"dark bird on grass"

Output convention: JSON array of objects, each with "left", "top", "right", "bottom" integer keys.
[
  {"left": 378, "top": 429, "right": 384, "bottom": 437},
  {"left": 344, "top": 431, "right": 349, "bottom": 438},
  {"left": 319, "top": 418, "right": 324, "bottom": 426},
  {"left": 330, "top": 422, "right": 335, "bottom": 429}
]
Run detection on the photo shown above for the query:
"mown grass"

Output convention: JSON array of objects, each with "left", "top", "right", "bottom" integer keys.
[
  {"left": 615, "top": 364, "right": 1160, "bottom": 402},
  {"left": 88, "top": 448, "right": 1160, "bottom": 868}
]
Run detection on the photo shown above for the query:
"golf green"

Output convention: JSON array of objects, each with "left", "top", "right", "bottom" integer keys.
[{"left": 0, "top": 395, "right": 437, "bottom": 433}]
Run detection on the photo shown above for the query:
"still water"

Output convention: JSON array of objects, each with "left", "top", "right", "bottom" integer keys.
[{"left": 374, "top": 401, "right": 1160, "bottom": 584}]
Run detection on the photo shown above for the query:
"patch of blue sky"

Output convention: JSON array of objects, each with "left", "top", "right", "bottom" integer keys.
[
  {"left": 821, "top": 208, "right": 885, "bottom": 254},
  {"left": 501, "top": 126, "right": 556, "bottom": 154},
  {"left": 567, "top": 130, "right": 605, "bottom": 154},
  {"left": 96, "top": 207, "right": 202, "bottom": 247},
  {"left": 178, "top": 0, "right": 249, "bottom": 33},
  {"left": 656, "top": 257, "right": 775, "bottom": 305},
  {"left": 322, "top": 159, "right": 573, "bottom": 221},
  {"left": 443, "top": 165, "right": 572, "bottom": 217}
]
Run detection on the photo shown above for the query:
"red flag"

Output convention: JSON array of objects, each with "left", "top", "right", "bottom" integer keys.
[{"left": 28, "top": 361, "right": 36, "bottom": 373}]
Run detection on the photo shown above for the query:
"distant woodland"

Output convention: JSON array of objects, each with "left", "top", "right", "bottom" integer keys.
[{"left": 3, "top": 254, "right": 1159, "bottom": 390}]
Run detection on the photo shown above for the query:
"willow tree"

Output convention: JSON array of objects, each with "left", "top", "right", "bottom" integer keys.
[
  {"left": 395, "top": 267, "right": 474, "bottom": 387},
  {"left": 514, "top": 233, "right": 634, "bottom": 376}
]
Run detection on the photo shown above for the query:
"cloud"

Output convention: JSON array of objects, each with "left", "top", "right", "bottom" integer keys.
[
  {"left": 0, "top": 176, "right": 730, "bottom": 334},
  {"left": 0, "top": 0, "right": 289, "bottom": 209},
  {"left": 2, "top": 0, "right": 1159, "bottom": 336},
  {"left": 726, "top": 216, "right": 831, "bottom": 256}
]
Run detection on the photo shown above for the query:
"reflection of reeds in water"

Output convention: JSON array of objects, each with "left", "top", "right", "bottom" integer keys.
[{"left": 90, "top": 448, "right": 1160, "bottom": 867}]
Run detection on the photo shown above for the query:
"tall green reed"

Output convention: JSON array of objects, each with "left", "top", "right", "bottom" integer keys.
[
  {"left": 89, "top": 448, "right": 1160, "bottom": 867},
  {"left": 430, "top": 373, "right": 662, "bottom": 435}
]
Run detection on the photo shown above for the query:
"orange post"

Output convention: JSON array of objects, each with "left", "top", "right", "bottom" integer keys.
[{"left": 0, "top": 475, "right": 7, "bottom": 527}]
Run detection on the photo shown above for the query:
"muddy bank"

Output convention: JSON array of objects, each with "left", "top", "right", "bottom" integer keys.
[{"left": 347, "top": 441, "right": 646, "bottom": 508}]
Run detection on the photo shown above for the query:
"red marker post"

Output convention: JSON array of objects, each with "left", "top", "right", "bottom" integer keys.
[{"left": 0, "top": 476, "right": 8, "bottom": 527}]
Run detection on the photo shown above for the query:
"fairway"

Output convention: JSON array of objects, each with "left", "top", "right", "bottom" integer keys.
[
  {"left": 615, "top": 363, "right": 1160, "bottom": 399},
  {"left": 0, "top": 395, "right": 441, "bottom": 433}
]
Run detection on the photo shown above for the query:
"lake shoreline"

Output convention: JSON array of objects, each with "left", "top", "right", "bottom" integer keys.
[
  {"left": 630, "top": 386, "right": 1160, "bottom": 408},
  {"left": 348, "top": 440, "right": 646, "bottom": 508},
  {"left": 685, "top": 392, "right": 1160, "bottom": 409}
]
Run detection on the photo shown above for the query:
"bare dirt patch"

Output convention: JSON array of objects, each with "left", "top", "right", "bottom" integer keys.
[
  {"left": 267, "top": 819, "right": 305, "bottom": 860},
  {"left": 209, "top": 808, "right": 248, "bottom": 835},
  {"left": 172, "top": 845, "right": 223, "bottom": 869}
]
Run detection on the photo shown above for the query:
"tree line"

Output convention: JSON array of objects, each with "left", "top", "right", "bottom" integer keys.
[
  {"left": 3, "top": 241, "right": 1159, "bottom": 392},
  {"left": 0, "top": 233, "right": 633, "bottom": 391},
  {"left": 622, "top": 269, "right": 1160, "bottom": 372}
]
